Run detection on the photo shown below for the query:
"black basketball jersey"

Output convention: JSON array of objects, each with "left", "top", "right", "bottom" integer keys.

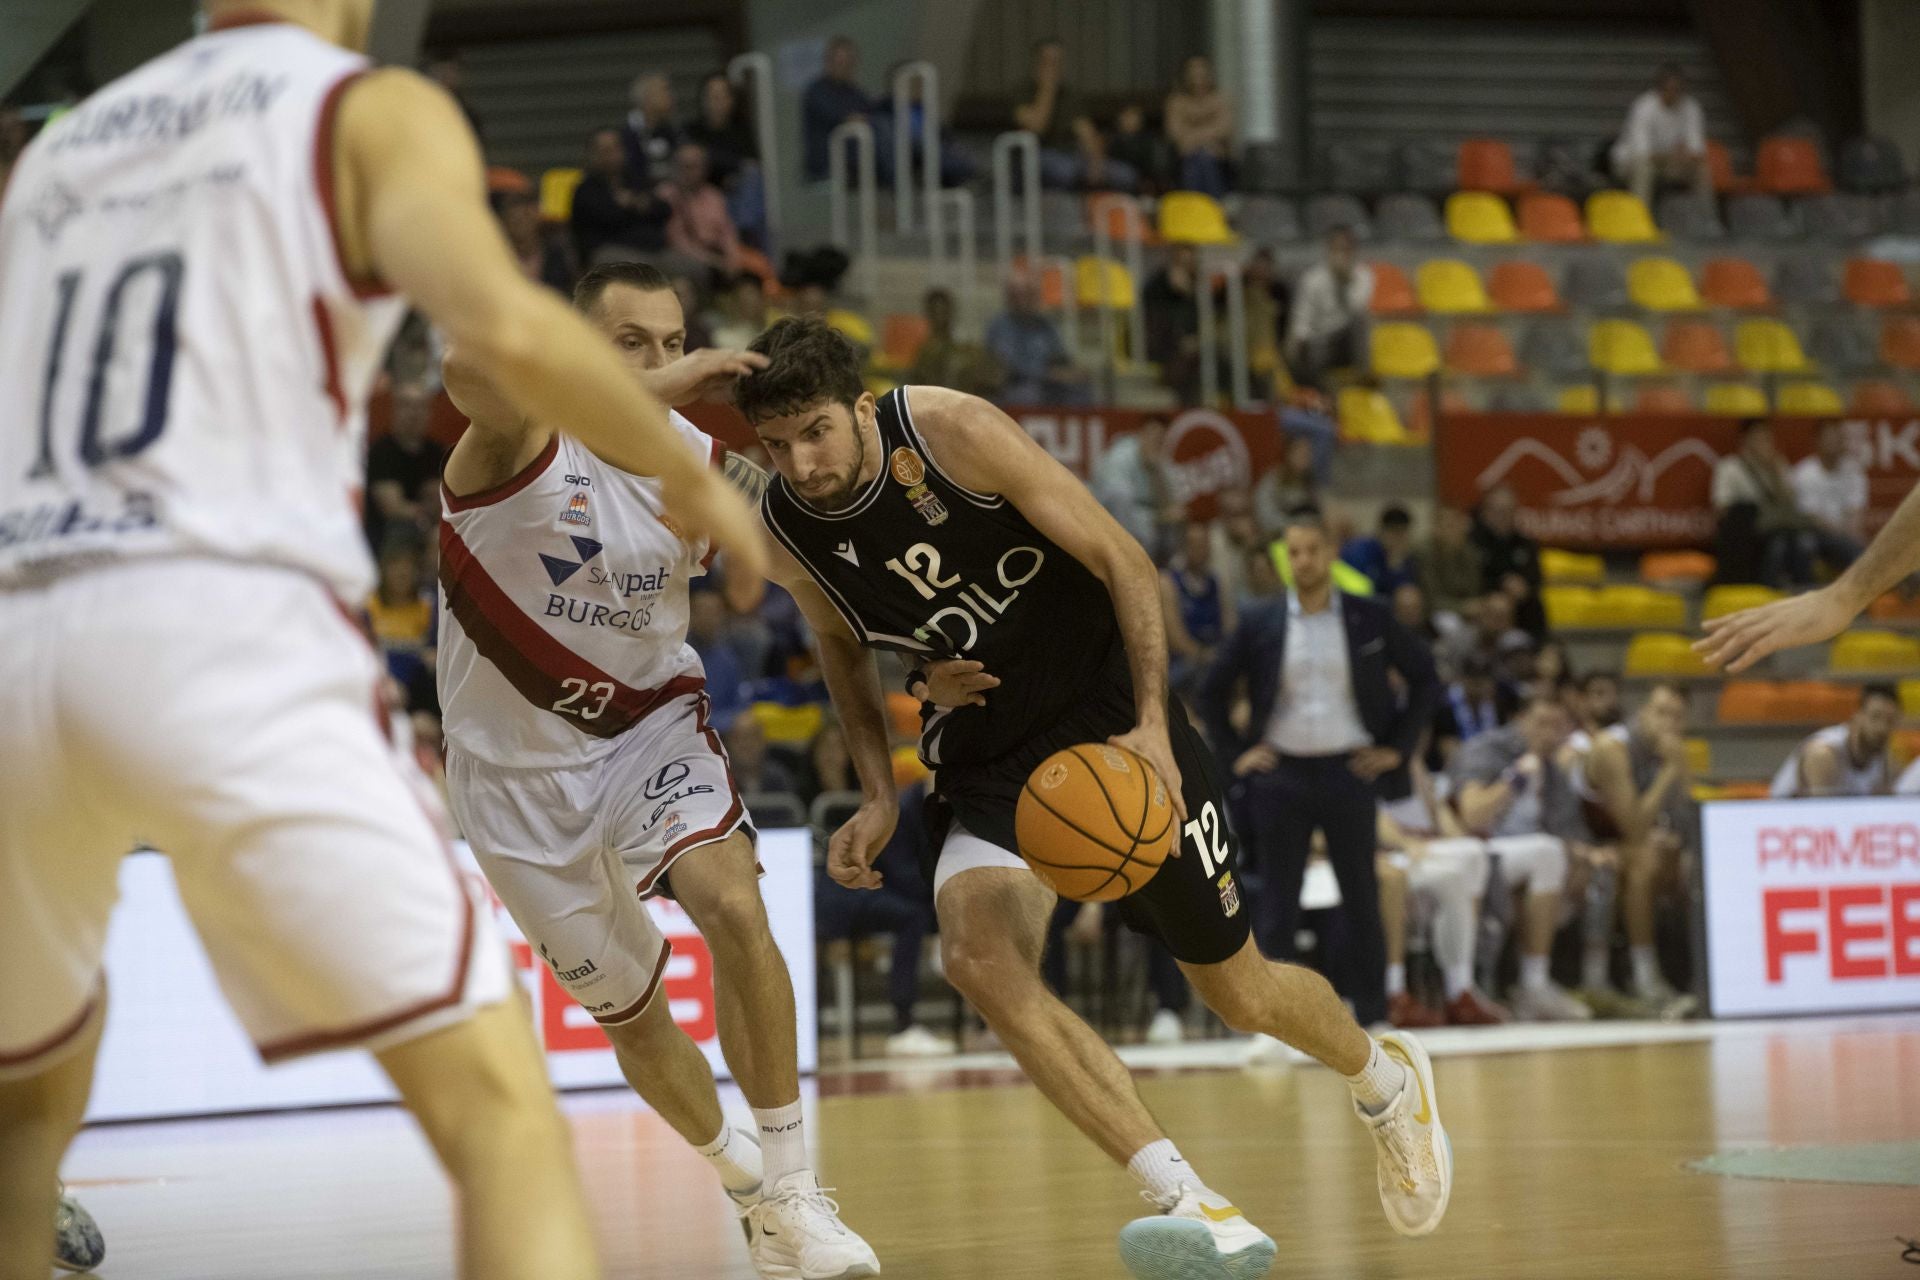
[{"left": 761, "top": 387, "right": 1124, "bottom": 767}]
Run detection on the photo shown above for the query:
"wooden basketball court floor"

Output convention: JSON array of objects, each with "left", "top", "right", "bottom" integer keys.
[{"left": 56, "top": 1014, "right": 1920, "bottom": 1280}]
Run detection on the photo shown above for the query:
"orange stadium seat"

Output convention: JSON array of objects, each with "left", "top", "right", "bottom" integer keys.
[
  {"left": 1851, "top": 380, "right": 1915, "bottom": 414},
  {"left": 875, "top": 313, "right": 930, "bottom": 370},
  {"left": 1757, "top": 135, "right": 1832, "bottom": 195},
  {"left": 486, "top": 166, "right": 532, "bottom": 197},
  {"left": 1517, "top": 191, "right": 1586, "bottom": 243},
  {"left": 1718, "top": 681, "right": 1788, "bottom": 723},
  {"left": 1662, "top": 320, "right": 1735, "bottom": 374},
  {"left": 1633, "top": 382, "right": 1692, "bottom": 412},
  {"left": 1090, "top": 194, "right": 1158, "bottom": 245},
  {"left": 1699, "top": 258, "right": 1773, "bottom": 309},
  {"left": 1881, "top": 316, "right": 1920, "bottom": 370},
  {"left": 1625, "top": 632, "right": 1713, "bottom": 677},
  {"left": 1444, "top": 323, "right": 1519, "bottom": 376},
  {"left": 1719, "top": 781, "right": 1775, "bottom": 800},
  {"left": 1404, "top": 387, "right": 1469, "bottom": 440},
  {"left": 1369, "top": 262, "right": 1421, "bottom": 316},
  {"left": 1706, "top": 140, "right": 1757, "bottom": 195},
  {"left": 1459, "top": 138, "right": 1527, "bottom": 195},
  {"left": 1868, "top": 593, "right": 1920, "bottom": 622},
  {"left": 1844, "top": 258, "right": 1912, "bottom": 308},
  {"left": 1487, "top": 260, "right": 1562, "bottom": 311},
  {"left": 1640, "top": 551, "right": 1716, "bottom": 584}
]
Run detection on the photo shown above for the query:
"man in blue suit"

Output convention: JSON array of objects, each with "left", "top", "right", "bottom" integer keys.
[{"left": 1201, "top": 507, "right": 1440, "bottom": 1025}]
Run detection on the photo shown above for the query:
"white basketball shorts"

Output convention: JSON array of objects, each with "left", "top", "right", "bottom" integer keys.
[
  {"left": 445, "top": 689, "right": 751, "bottom": 1026},
  {"left": 0, "top": 560, "right": 510, "bottom": 1081}
]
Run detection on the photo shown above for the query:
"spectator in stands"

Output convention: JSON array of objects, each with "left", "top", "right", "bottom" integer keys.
[
  {"left": 905, "top": 287, "right": 999, "bottom": 397},
  {"left": 805, "top": 716, "right": 856, "bottom": 801},
  {"left": 1495, "top": 631, "right": 1538, "bottom": 695},
  {"left": 1392, "top": 582, "right": 1437, "bottom": 646},
  {"left": 571, "top": 127, "right": 670, "bottom": 265},
  {"left": 1209, "top": 488, "right": 1266, "bottom": 606},
  {"left": 1015, "top": 39, "right": 1137, "bottom": 191},
  {"left": 725, "top": 714, "right": 797, "bottom": 797},
  {"left": 1342, "top": 504, "right": 1419, "bottom": 596},
  {"left": 1531, "top": 638, "right": 1575, "bottom": 701},
  {"left": 364, "top": 383, "right": 444, "bottom": 551},
  {"left": 885, "top": 62, "right": 977, "bottom": 189},
  {"left": 1143, "top": 243, "right": 1206, "bottom": 402},
  {"left": 1252, "top": 434, "right": 1319, "bottom": 538},
  {"left": 685, "top": 72, "right": 766, "bottom": 249},
  {"left": 689, "top": 588, "right": 750, "bottom": 728},
  {"left": 423, "top": 49, "right": 483, "bottom": 142},
  {"left": 983, "top": 275, "right": 1090, "bottom": 405},
  {"left": 1791, "top": 420, "right": 1868, "bottom": 575},
  {"left": 1164, "top": 54, "right": 1234, "bottom": 197},
  {"left": 622, "top": 72, "right": 683, "bottom": 189},
  {"left": 499, "top": 190, "right": 578, "bottom": 295},
  {"left": 1471, "top": 485, "right": 1546, "bottom": 636},
  {"left": 1451, "top": 694, "right": 1591, "bottom": 1021},
  {"left": 1243, "top": 248, "right": 1290, "bottom": 395},
  {"left": 1712, "top": 418, "right": 1817, "bottom": 589},
  {"left": 1577, "top": 670, "right": 1622, "bottom": 734},
  {"left": 1610, "top": 63, "right": 1709, "bottom": 210},
  {"left": 708, "top": 271, "right": 770, "bottom": 351},
  {"left": 659, "top": 142, "right": 741, "bottom": 280},
  {"left": 366, "top": 533, "right": 437, "bottom": 700},
  {"left": 803, "top": 36, "right": 889, "bottom": 183},
  {"left": 1771, "top": 684, "right": 1901, "bottom": 798},
  {"left": 1285, "top": 227, "right": 1371, "bottom": 391},
  {"left": 1091, "top": 417, "right": 1176, "bottom": 559},
  {"left": 1108, "top": 102, "right": 1174, "bottom": 193},
  {"left": 1418, "top": 504, "right": 1483, "bottom": 626},
  {"left": 1437, "top": 589, "right": 1525, "bottom": 682},
  {"left": 1162, "top": 520, "right": 1237, "bottom": 699},
  {"left": 1432, "top": 651, "right": 1517, "bottom": 767}
]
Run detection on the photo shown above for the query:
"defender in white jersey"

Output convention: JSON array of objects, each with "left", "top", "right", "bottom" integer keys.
[
  {"left": 0, "top": 3, "right": 765, "bottom": 1277},
  {"left": 1770, "top": 685, "right": 1900, "bottom": 797},
  {"left": 439, "top": 262, "right": 877, "bottom": 1280}
]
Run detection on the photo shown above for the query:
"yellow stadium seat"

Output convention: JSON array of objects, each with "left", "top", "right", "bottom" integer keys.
[
  {"left": 1627, "top": 258, "right": 1702, "bottom": 311},
  {"left": 749, "top": 700, "right": 824, "bottom": 746},
  {"left": 1369, "top": 323, "right": 1441, "bottom": 378},
  {"left": 1595, "top": 584, "right": 1687, "bottom": 628},
  {"left": 1624, "top": 632, "right": 1713, "bottom": 676},
  {"left": 1703, "top": 382, "right": 1769, "bottom": 414},
  {"left": 1444, "top": 192, "right": 1519, "bottom": 244},
  {"left": 1157, "top": 191, "right": 1236, "bottom": 244},
  {"left": 1830, "top": 630, "right": 1920, "bottom": 673},
  {"left": 1691, "top": 782, "right": 1727, "bottom": 802},
  {"left": 1415, "top": 259, "right": 1492, "bottom": 313},
  {"left": 539, "top": 167, "right": 584, "bottom": 222},
  {"left": 1902, "top": 679, "right": 1920, "bottom": 717},
  {"left": 826, "top": 307, "right": 875, "bottom": 346},
  {"left": 1735, "top": 319, "right": 1811, "bottom": 373},
  {"left": 1776, "top": 380, "right": 1845, "bottom": 414},
  {"left": 1702, "top": 584, "right": 1784, "bottom": 620},
  {"left": 1337, "top": 386, "right": 1417, "bottom": 444},
  {"left": 1075, "top": 256, "right": 1136, "bottom": 308},
  {"left": 1586, "top": 190, "right": 1662, "bottom": 243},
  {"left": 1589, "top": 319, "right": 1663, "bottom": 375},
  {"left": 1556, "top": 384, "right": 1600, "bottom": 413},
  {"left": 1541, "top": 548, "right": 1606, "bottom": 582},
  {"left": 1686, "top": 737, "right": 1712, "bottom": 775},
  {"left": 1542, "top": 585, "right": 1599, "bottom": 628}
]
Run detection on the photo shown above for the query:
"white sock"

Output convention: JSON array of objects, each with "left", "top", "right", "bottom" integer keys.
[
  {"left": 1345, "top": 1039, "right": 1407, "bottom": 1116},
  {"left": 1126, "top": 1138, "right": 1200, "bottom": 1203},
  {"left": 753, "top": 1100, "right": 808, "bottom": 1186},
  {"left": 1443, "top": 962, "right": 1474, "bottom": 1001},
  {"left": 1520, "top": 954, "right": 1550, "bottom": 990},
  {"left": 695, "top": 1123, "right": 764, "bottom": 1195},
  {"left": 1630, "top": 946, "right": 1660, "bottom": 991},
  {"left": 1385, "top": 962, "right": 1407, "bottom": 997},
  {"left": 1582, "top": 945, "right": 1611, "bottom": 991}
]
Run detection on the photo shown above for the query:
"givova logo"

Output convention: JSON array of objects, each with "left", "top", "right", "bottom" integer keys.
[{"left": 540, "top": 536, "right": 604, "bottom": 587}]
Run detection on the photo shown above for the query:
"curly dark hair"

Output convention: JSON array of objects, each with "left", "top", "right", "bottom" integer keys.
[{"left": 734, "top": 316, "right": 865, "bottom": 425}]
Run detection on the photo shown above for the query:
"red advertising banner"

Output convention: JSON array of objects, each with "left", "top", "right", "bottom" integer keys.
[
  {"left": 1436, "top": 413, "right": 1920, "bottom": 550},
  {"left": 682, "top": 402, "right": 1284, "bottom": 521}
]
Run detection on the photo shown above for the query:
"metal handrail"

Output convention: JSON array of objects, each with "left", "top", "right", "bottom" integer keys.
[
  {"left": 891, "top": 61, "right": 943, "bottom": 247},
  {"left": 937, "top": 188, "right": 978, "bottom": 322},
  {"left": 1088, "top": 193, "right": 1149, "bottom": 366},
  {"left": 1194, "top": 249, "right": 1254, "bottom": 408},
  {"left": 991, "top": 131, "right": 1042, "bottom": 285},
  {"left": 726, "top": 52, "right": 781, "bottom": 248},
  {"left": 827, "top": 119, "right": 878, "bottom": 302}
]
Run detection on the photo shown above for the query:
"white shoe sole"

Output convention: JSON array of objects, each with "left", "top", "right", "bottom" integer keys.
[
  {"left": 1117, "top": 1218, "right": 1277, "bottom": 1280},
  {"left": 750, "top": 1261, "right": 880, "bottom": 1280},
  {"left": 1379, "top": 1032, "right": 1453, "bottom": 1237}
]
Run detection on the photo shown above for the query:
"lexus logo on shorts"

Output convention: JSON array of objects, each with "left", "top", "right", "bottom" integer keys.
[{"left": 644, "top": 762, "right": 691, "bottom": 799}]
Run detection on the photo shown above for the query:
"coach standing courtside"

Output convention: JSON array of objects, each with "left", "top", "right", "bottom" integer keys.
[{"left": 1202, "top": 508, "right": 1440, "bottom": 1026}]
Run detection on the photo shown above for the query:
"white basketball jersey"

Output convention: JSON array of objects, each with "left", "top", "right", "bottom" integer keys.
[
  {"left": 0, "top": 19, "right": 405, "bottom": 599},
  {"left": 438, "top": 416, "right": 715, "bottom": 769},
  {"left": 1770, "top": 723, "right": 1888, "bottom": 798}
]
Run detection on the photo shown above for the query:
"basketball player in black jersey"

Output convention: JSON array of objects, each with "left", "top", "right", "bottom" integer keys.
[{"left": 735, "top": 318, "right": 1452, "bottom": 1278}]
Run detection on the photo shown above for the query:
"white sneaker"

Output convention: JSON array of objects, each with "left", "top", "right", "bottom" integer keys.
[
  {"left": 1241, "top": 1033, "right": 1295, "bottom": 1067},
  {"left": 1355, "top": 1032, "right": 1452, "bottom": 1237},
  {"left": 1508, "top": 981, "right": 1594, "bottom": 1022},
  {"left": 884, "top": 1025, "right": 956, "bottom": 1057},
  {"left": 745, "top": 1171, "right": 880, "bottom": 1280},
  {"left": 1145, "top": 1009, "right": 1185, "bottom": 1046},
  {"left": 54, "top": 1181, "right": 105, "bottom": 1273},
  {"left": 1632, "top": 974, "right": 1700, "bottom": 1022},
  {"left": 1118, "top": 1183, "right": 1276, "bottom": 1279}
]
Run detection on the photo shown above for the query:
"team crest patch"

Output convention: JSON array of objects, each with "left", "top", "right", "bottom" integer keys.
[
  {"left": 1218, "top": 872, "right": 1241, "bottom": 919},
  {"left": 906, "top": 483, "right": 949, "bottom": 526},
  {"left": 889, "top": 447, "right": 926, "bottom": 486},
  {"left": 1098, "top": 746, "right": 1130, "bottom": 774},
  {"left": 1039, "top": 762, "right": 1071, "bottom": 790},
  {"left": 559, "top": 490, "right": 591, "bottom": 527}
]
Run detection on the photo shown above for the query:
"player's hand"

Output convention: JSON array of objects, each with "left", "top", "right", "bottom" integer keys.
[
  {"left": 660, "top": 467, "right": 769, "bottom": 584},
  {"left": 1693, "top": 585, "right": 1858, "bottom": 673},
  {"left": 1349, "top": 746, "right": 1402, "bottom": 781},
  {"left": 827, "top": 799, "right": 897, "bottom": 890},
  {"left": 646, "top": 348, "right": 769, "bottom": 407},
  {"left": 1233, "top": 743, "right": 1279, "bottom": 777},
  {"left": 1657, "top": 731, "right": 1690, "bottom": 771},
  {"left": 922, "top": 658, "right": 1000, "bottom": 708},
  {"left": 1110, "top": 721, "right": 1187, "bottom": 830}
]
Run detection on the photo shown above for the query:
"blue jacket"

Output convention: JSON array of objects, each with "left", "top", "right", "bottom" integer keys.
[{"left": 1199, "top": 591, "right": 1439, "bottom": 799}]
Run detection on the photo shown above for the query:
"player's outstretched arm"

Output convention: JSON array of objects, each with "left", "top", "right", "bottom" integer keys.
[
  {"left": 1696, "top": 478, "right": 1920, "bottom": 672},
  {"left": 332, "top": 69, "right": 763, "bottom": 581},
  {"left": 902, "top": 386, "right": 1186, "bottom": 823}
]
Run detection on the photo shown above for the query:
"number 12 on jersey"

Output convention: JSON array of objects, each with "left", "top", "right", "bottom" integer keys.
[{"left": 1182, "top": 801, "right": 1229, "bottom": 879}]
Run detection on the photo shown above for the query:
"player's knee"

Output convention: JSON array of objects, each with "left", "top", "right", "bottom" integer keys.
[
  {"left": 683, "top": 878, "right": 771, "bottom": 952},
  {"left": 1204, "top": 982, "right": 1272, "bottom": 1035},
  {"left": 939, "top": 935, "right": 1037, "bottom": 1014}
]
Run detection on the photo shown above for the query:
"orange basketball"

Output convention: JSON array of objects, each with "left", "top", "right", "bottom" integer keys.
[{"left": 1015, "top": 743, "right": 1176, "bottom": 902}]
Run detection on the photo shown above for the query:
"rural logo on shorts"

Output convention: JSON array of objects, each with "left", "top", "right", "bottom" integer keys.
[
  {"left": 1218, "top": 872, "right": 1241, "bottom": 919},
  {"left": 1039, "top": 762, "right": 1070, "bottom": 790}
]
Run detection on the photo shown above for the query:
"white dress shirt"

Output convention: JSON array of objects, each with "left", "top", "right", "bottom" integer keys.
[
  {"left": 1287, "top": 263, "right": 1374, "bottom": 347},
  {"left": 1264, "top": 591, "right": 1372, "bottom": 756},
  {"left": 1790, "top": 455, "right": 1867, "bottom": 533},
  {"left": 1612, "top": 90, "right": 1706, "bottom": 166}
]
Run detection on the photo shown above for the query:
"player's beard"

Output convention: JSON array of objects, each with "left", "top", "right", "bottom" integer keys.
[{"left": 810, "top": 420, "right": 869, "bottom": 512}]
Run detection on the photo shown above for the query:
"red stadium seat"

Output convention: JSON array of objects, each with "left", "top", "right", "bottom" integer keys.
[
  {"left": 1881, "top": 316, "right": 1920, "bottom": 371},
  {"left": 1459, "top": 138, "right": 1527, "bottom": 195},
  {"left": 1487, "top": 260, "right": 1562, "bottom": 312},
  {"left": 1851, "top": 380, "right": 1915, "bottom": 414},
  {"left": 1757, "top": 136, "right": 1832, "bottom": 195},
  {"left": 1699, "top": 258, "right": 1772, "bottom": 309},
  {"left": 1633, "top": 383, "right": 1692, "bottom": 413},
  {"left": 1369, "top": 261, "right": 1421, "bottom": 316},
  {"left": 1661, "top": 320, "right": 1735, "bottom": 374},
  {"left": 1444, "top": 324, "right": 1519, "bottom": 376},
  {"left": 1517, "top": 192, "right": 1585, "bottom": 243},
  {"left": 1844, "top": 259, "right": 1913, "bottom": 308}
]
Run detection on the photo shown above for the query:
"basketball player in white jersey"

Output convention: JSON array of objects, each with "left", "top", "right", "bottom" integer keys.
[
  {"left": 0, "top": 3, "right": 764, "bottom": 1277},
  {"left": 438, "top": 261, "right": 878, "bottom": 1280},
  {"left": 1770, "top": 685, "right": 1900, "bottom": 797}
]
